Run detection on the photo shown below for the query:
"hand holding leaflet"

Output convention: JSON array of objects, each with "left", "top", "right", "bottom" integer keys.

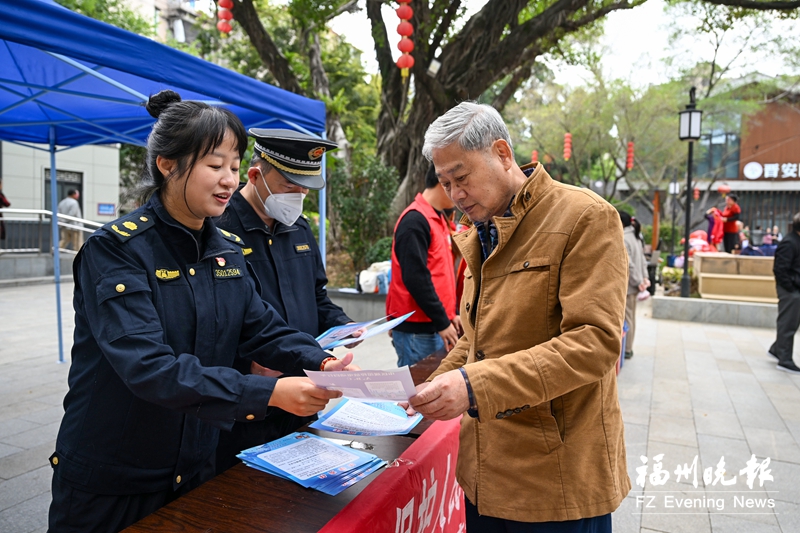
[
  {"left": 304, "top": 366, "right": 418, "bottom": 402},
  {"left": 316, "top": 312, "right": 414, "bottom": 350}
]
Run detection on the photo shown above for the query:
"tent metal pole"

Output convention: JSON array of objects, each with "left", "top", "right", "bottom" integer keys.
[
  {"left": 50, "top": 127, "right": 65, "bottom": 364},
  {"left": 319, "top": 131, "right": 327, "bottom": 268}
]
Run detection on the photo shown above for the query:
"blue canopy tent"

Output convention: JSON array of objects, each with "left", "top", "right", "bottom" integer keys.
[{"left": 1, "top": 0, "right": 329, "bottom": 363}]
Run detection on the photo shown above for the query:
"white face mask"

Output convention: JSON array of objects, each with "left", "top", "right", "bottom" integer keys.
[{"left": 254, "top": 170, "right": 306, "bottom": 226}]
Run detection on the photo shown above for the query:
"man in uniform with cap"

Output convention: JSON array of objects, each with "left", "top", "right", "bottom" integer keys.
[{"left": 214, "top": 129, "right": 359, "bottom": 472}]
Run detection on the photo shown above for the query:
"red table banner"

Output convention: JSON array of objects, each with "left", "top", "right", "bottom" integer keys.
[{"left": 320, "top": 417, "right": 466, "bottom": 533}]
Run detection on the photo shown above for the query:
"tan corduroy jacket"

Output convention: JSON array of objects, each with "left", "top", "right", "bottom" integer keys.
[{"left": 428, "top": 163, "right": 630, "bottom": 522}]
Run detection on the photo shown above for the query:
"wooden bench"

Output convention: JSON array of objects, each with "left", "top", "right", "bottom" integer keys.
[{"left": 694, "top": 252, "right": 777, "bottom": 304}]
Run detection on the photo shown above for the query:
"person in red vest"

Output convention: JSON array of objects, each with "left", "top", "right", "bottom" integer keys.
[
  {"left": 387, "top": 165, "right": 462, "bottom": 366},
  {"left": 721, "top": 193, "right": 742, "bottom": 253}
]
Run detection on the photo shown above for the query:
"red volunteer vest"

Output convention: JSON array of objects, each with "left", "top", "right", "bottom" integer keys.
[{"left": 386, "top": 194, "right": 457, "bottom": 323}]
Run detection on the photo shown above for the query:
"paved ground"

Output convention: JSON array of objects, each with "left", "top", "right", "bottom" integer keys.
[{"left": 1, "top": 282, "right": 799, "bottom": 532}]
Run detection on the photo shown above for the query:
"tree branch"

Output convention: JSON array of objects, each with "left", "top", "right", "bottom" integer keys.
[
  {"left": 428, "top": 0, "right": 461, "bottom": 63},
  {"left": 231, "top": 0, "right": 304, "bottom": 94},
  {"left": 700, "top": 0, "right": 800, "bottom": 9}
]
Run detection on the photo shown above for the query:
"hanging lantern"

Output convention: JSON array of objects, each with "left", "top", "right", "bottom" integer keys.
[
  {"left": 396, "top": 4, "right": 413, "bottom": 20},
  {"left": 397, "top": 21, "right": 413, "bottom": 37},
  {"left": 396, "top": 54, "right": 415, "bottom": 69},
  {"left": 693, "top": 187, "right": 700, "bottom": 200},
  {"left": 563, "top": 133, "right": 572, "bottom": 161},
  {"left": 216, "top": 1, "right": 233, "bottom": 35},
  {"left": 395, "top": 1, "right": 414, "bottom": 79},
  {"left": 626, "top": 141, "right": 634, "bottom": 171},
  {"left": 397, "top": 37, "right": 414, "bottom": 53},
  {"left": 717, "top": 183, "right": 731, "bottom": 196},
  {"left": 531, "top": 150, "right": 538, "bottom": 164}
]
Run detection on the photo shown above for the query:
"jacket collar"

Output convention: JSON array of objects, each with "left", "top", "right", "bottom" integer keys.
[
  {"left": 453, "top": 163, "right": 555, "bottom": 274},
  {"left": 148, "top": 193, "right": 238, "bottom": 260}
]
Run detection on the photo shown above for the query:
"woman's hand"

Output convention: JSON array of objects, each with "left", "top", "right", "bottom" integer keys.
[
  {"left": 343, "top": 326, "right": 368, "bottom": 349},
  {"left": 268, "top": 377, "right": 342, "bottom": 417},
  {"left": 322, "top": 352, "right": 361, "bottom": 371}
]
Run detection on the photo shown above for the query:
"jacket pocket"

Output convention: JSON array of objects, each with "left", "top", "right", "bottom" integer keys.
[
  {"left": 534, "top": 403, "right": 564, "bottom": 454},
  {"left": 96, "top": 271, "right": 161, "bottom": 342},
  {"left": 507, "top": 255, "right": 550, "bottom": 275}
]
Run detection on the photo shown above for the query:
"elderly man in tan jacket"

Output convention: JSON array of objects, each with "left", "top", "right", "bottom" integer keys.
[{"left": 409, "top": 102, "right": 630, "bottom": 532}]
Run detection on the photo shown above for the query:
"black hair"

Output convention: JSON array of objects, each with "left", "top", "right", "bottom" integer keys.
[
  {"left": 250, "top": 152, "right": 275, "bottom": 175},
  {"left": 632, "top": 218, "right": 643, "bottom": 242},
  {"left": 66, "top": 189, "right": 78, "bottom": 197},
  {"left": 424, "top": 164, "right": 439, "bottom": 189},
  {"left": 618, "top": 210, "right": 632, "bottom": 228},
  {"left": 131, "top": 90, "right": 248, "bottom": 205},
  {"left": 793, "top": 213, "right": 800, "bottom": 233},
  {"left": 728, "top": 193, "right": 738, "bottom": 202}
]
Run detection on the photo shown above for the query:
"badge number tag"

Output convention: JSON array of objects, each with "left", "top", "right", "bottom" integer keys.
[{"left": 213, "top": 267, "right": 243, "bottom": 279}]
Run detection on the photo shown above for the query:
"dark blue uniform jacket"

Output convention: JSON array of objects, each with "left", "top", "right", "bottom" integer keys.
[
  {"left": 51, "top": 194, "right": 328, "bottom": 495},
  {"left": 217, "top": 189, "right": 350, "bottom": 339}
]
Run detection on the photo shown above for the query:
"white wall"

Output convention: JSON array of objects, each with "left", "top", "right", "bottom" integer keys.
[{"left": 1, "top": 142, "right": 120, "bottom": 223}]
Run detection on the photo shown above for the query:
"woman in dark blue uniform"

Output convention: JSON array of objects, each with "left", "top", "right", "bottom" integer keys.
[{"left": 47, "top": 90, "right": 352, "bottom": 533}]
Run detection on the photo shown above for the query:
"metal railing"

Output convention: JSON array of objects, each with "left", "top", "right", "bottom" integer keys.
[{"left": 0, "top": 208, "right": 103, "bottom": 254}]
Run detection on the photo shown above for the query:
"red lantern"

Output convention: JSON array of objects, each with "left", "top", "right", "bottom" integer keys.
[
  {"left": 563, "top": 133, "right": 572, "bottom": 161},
  {"left": 397, "top": 0, "right": 412, "bottom": 3},
  {"left": 217, "top": 20, "right": 232, "bottom": 33},
  {"left": 397, "top": 21, "right": 413, "bottom": 37},
  {"left": 397, "top": 37, "right": 414, "bottom": 53},
  {"left": 626, "top": 141, "right": 634, "bottom": 171},
  {"left": 531, "top": 150, "right": 538, "bottom": 164},
  {"left": 693, "top": 187, "right": 700, "bottom": 200},
  {"left": 718, "top": 184, "right": 731, "bottom": 196},
  {"left": 396, "top": 5, "right": 413, "bottom": 20},
  {"left": 396, "top": 54, "right": 415, "bottom": 69},
  {"left": 218, "top": 0, "right": 233, "bottom": 8},
  {"left": 218, "top": 8, "right": 233, "bottom": 20}
]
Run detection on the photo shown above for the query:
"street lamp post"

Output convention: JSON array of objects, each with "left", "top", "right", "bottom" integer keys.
[
  {"left": 678, "top": 87, "right": 703, "bottom": 298},
  {"left": 669, "top": 176, "right": 679, "bottom": 256}
]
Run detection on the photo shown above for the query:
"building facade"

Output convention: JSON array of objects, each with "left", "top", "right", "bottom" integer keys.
[{"left": 1, "top": 141, "right": 120, "bottom": 224}]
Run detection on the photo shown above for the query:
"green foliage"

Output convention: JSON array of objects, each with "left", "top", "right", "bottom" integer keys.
[
  {"left": 55, "top": 0, "right": 154, "bottom": 35},
  {"left": 329, "top": 157, "right": 398, "bottom": 270},
  {"left": 642, "top": 224, "right": 684, "bottom": 250},
  {"left": 365, "top": 236, "right": 393, "bottom": 266}
]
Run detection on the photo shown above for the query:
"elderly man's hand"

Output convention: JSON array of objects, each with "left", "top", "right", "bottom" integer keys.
[{"left": 408, "top": 369, "right": 469, "bottom": 420}]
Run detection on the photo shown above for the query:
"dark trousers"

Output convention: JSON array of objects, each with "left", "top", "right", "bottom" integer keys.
[
  {"left": 770, "top": 285, "right": 800, "bottom": 364},
  {"left": 723, "top": 232, "right": 739, "bottom": 253},
  {"left": 464, "top": 497, "right": 612, "bottom": 533},
  {"left": 48, "top": 459, "right": 214, "bottom": 533}
]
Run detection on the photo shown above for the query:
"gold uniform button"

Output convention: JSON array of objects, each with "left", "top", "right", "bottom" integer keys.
[
  {"left": 189, "top": 268, "right": 196, "bottom": 276},
  {"left": 176, "top": 475, "right": 182, "bottom": 484},
  {"left": 246, "top": 414, "right": 255, "bottom": 420},
  {"left": 268, "top": 239, "right": 273, "bottom": 245},
  {"left": 52, "top": 457, "right": 59, "bottom": 465},
  {"left": 115, "top": 284, "right": 125, "bottom": 293}
]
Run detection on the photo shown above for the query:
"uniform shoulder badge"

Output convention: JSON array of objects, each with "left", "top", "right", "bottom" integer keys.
[
  {"left": 217, "top": 228, "right": 245, "bottom": 246},
  {"left": 103, "top": 212, "right": 155, "bottom": 243}
]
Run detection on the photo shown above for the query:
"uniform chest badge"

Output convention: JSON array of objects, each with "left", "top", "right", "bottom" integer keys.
[
  {"left": 295, "top": 243, "right": 311, "bottom": 253},
  {"left": 216, "top": 257, "right": 226, "bottom": 267},
  {"left": 155, "top": 268, "right": 181, "bottom": 281}
]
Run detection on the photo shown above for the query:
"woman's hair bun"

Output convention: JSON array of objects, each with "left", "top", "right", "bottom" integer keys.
[{"left": 146, "top": 90, "right": 182, "bottom": 119}]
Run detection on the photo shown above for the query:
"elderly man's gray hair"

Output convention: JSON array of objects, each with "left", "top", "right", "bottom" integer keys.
[{"left": 422, "top": 102, "right": 512, "bottom": 161}]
